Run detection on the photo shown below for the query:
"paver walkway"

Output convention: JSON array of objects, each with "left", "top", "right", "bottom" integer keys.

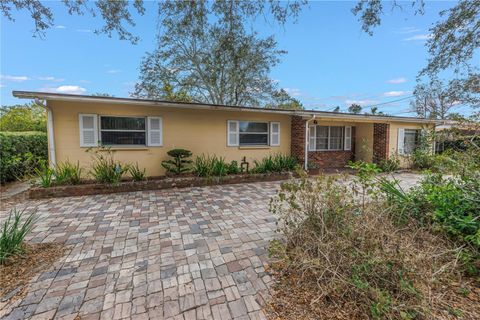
[
  {"left": 1, "top": 182, "right": 281, "bottom": 320},
  {"left": 0, "top": 173, "right": 423, "bottom": 320}
]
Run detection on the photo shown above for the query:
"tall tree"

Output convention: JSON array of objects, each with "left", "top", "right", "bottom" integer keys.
[
  {"left": 0, "top": 102, "right": 46, "bottom": 132},
  {"left": 133, "top": 1, "right": 305, "bottom": 106},
  {"left": 1, "top": 1, "right": 304, "bottom": 44},
  {"left": 352, "top": 0, "right": 480, "bottom": 108},
  {"left": 410, "top": 79, "right": 458, "bottom": 119},
  {"left": 348, "top": 104, "right": 362, "bottom": 114},
  {"left": 265, "top": 89, "right": 304, "bottom": 110}
]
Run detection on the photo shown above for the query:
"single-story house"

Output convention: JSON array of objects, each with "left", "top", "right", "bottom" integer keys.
[{"left": 13, "top": 91, "right": 437, "bottom": 176}]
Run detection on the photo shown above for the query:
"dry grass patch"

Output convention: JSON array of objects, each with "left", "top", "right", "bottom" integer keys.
[
  {"left": 0, "top": 242, "right": 65, "bottom": 301},
  {"left": 267, "top": 173, "right": 480, "bottom": 319}
]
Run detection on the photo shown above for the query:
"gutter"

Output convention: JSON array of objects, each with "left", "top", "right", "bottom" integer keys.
[
  {"left": 36, "top": 99, "right": 56, "bottom": 168},
  {"left": 304, "top": 114, "right": 316, "bottom": 169}
]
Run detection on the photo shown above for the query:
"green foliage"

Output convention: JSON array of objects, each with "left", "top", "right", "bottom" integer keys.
[
  {"left": 34, "top": 162, "right": 55, "bottom": 188},
  {"left": 227, "top": 160, "right": 240, "bottom": 175},
  {"left": 192, "top": 155, "right": 230, "bottom": 177},
  {"left": 380, "top": 172, "right": 480, "bottom": 274},
  {"left": 0, "top": 208, "right": 35, "bottom": 264},
  {"left": 251, "top": 154, "right": 297, "bottom": 174},
  {"left": 87, "top": 147, "right": 129, "bottom": 184},
  {"left": 348, "top": 103, "right": 362, "bottom": 114},
  {"left": 0, "top": 131, "right": 48, "bottom": 183},
  {"left": 348, "top": 160, "right": 381, "bottom": 210},
  {"left": 129, "top": 163, "right": 146, "bottom": 181},
  {"left": 161, "top": 149, "right": 192, "bottom": 175},
  {"left": 54, "top": 161, "right": 82, "bottom": 185},
  {"left": 266, "top": 89, "right": 304, "bottom": 110},
  {"left": 378, "top": 155, "right": 400, "bottom": 173},
  {"left": 0, "top": 103, "right": 46, "bottom": 132}
]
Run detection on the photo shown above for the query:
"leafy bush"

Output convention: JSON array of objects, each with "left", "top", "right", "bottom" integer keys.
[
  {"left": 378, "top": 155, "right": 400, "bottom": 173},
  {"left": 348, "top": 160, "right": 381, "bottom": 210},
  {"left": 34, "top": 162, "right": 55, "bottom": 188},
  {"left": 0, "top": 209, "right": 36, "bottom": 264},
  {"left": 193, "top": 154, "right": 230, "bottom": 177},
  {"left": 0, "top": 103, "right": 46, "bottom": 132},
  {"left": 269, "top": 172, "right": 467, "bottom": 319},
  {"left": 87, "top": 147, "right": 129, "bottom": 184},
  {"left": 227, "top": 160, "right": 240, "bottom": 175},
  {"left": 54, "top": 161, "right": 82, "bottom": 185},
  {"left": 251, "top": 154, "right": 297, "bottom": 173},
  {"left": 129, "top": 163, "right": 146, "bottom": 181},
  {"left": 0, "top": 131, "right": 48, "bottom": 183},
  {"left": 161, "top": 149, "right": 192, "bottom": 175}
]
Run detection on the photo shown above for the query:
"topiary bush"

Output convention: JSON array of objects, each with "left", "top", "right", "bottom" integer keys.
[
  {"left": 162, "top": 149, "right": 192, "bottom": 175},
  {"left": 0, "top": 131, "right": 48, "bottom": 183}
]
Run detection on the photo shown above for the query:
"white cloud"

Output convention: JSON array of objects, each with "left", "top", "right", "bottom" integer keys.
[
  {"left": 403, "top": 34, "right": 431, "bottom": 41},
  {"left": 76, "top": 29, "right": 92, "bottom": 33},
  {"left": 1, "top": 74, "right": 30, "bottom": 82},
  {"left": 55, "top": 85, "right": 87, "bottom": 94},
  {"left": 55, "top": 25, "right": 66, "bottom": 29},
  {"left": 383, "top": 91, "right": 410, "bottom": 97},
  {"left": 107, "top": 69, "right": 121, "bottom": 74},
  {"left": 345, "top": 99, "right": 377, "bottom": 106},
  {"left": 284, "top": 87, "right": 302, "bottom": 97},
  {"left": 396, "top": 27, "right": 421, "bottom": 34},
  {"left": 387, "top": 77, "right": 407, "bottom": 84},
  {"left": 37, "top": 76, "right": 65, "bottom": 82}
]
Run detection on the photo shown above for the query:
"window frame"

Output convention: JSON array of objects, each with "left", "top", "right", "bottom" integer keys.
[
  {"left": 99, "top": 115, "right": 148, "bottom": 147},
  {"left": 309, "top": 125, "right": 346, "bottom": 151},
  {"left": 403, "top": 129, "right": 420, "bottom": 155},
  {"left": 238, "top": 121, "right": 270, "bottom": 146}
]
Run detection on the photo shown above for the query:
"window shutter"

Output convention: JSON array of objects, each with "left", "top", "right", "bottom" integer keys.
[
  {"left": 270, "top": 122, "right": 280, "bottom": 146},
  {"left": 397, "top": 128, "right": 405, "bottom": 155},
  {"left": 79, "top": 114, "right": 98, "bottom": 147},
  {"left": 147, "top": 117, "right": 163, "bottom": 147},
  {"left": 308, "top": 125, "right": 316, "bottom": 151},
  {"left": 227, "top": 120, "right": 239, "bottom": 146},
  {"left": 344, "top": 126, "right": 352, "bottom": 151}
]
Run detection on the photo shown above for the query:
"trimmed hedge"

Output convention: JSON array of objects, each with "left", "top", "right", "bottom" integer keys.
[{"left": 0, "top": 131, "right": 48, "bottom": 183}]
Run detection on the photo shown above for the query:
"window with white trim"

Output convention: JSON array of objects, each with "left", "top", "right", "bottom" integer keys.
[
  {"left": 309, "top": 125, "right": 347, "bottom": 151},
  {"left": 403, "top": 129, "right": 420, "bottom": 154},
  {"left": 100, "top": 116, "right": 146, "bottom": 146},
  {"left": 227, "top": 120, "right": 281, "bottom": 146}
]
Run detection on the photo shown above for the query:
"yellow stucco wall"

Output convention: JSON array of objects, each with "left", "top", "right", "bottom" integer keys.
[
  {"left": 48, "top": 101, "right": 291, "bottom": 176},
  {"left": 355, "top": 123, "right": 374, "bottom": 162},
  {"left": 389, "top": 122, "right": 432, "bottom": 167}
]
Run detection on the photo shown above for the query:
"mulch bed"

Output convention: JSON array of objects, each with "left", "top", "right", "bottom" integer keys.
[{"left": 0, "top": 243, "right": 65, "bottom": 302}]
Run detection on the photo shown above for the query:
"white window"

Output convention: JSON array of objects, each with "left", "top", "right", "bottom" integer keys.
[
  {"left": 227, "top": 120, "right": 279, "bottom": 146},
  {"left": 147, "top": 117, "right": 163, "bottom": 147},
  {"left": 309, "top": 125, "right": 345, "bottom": 151},
  {"left": 79, "top": 114, "right": 98, "bottom": 147},
  {"left": 100, "top": 116, "right": 147, "bottom": 146},
  {"left": 404, "top": 129, "right": 419, "bottom": 154},
  {"left": 270, "top": 122, "right": 280, "bottom": 146}
]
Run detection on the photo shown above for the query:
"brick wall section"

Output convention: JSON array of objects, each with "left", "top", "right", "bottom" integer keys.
[
  {"left": 373, "top": 123, "right": 390, "bottom": 163},
  {"left": 291, "top": 115, "right": 306, "bottom": 164},
  {"left": 290, "top": 115, "right": 355, "bottom": 168}
]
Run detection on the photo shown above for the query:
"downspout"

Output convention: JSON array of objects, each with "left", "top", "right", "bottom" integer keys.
[
  {"left": 36, "top": 99, "right": 56, "bottom": 168},
  {"left": 304, "top": 114, "right": 316, "bottom": 170}
]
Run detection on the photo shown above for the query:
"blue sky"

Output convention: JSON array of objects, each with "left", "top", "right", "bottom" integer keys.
[{"left": 0, "top": 1, "right": 467, "bottom": 115}]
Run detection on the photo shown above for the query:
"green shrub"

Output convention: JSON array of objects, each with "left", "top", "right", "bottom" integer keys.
[
  {"left": 251, "top": 154, "right": 297, "bottom": 173},
  {"left": 87, "top": 147, "right": 129, "bottom": 184},
  {"left": 193, "top": 154, "right": 230, "bottom": 177},
  {"left": 55, "top": 161, "right": 82, "bottom": 185},
  {"left": 129, "top": 163, "right": 146, "bottom": 181},
  {"left": 227, "top": 160, "right": 240, "bottom": 175},
  {"left": 378, "top": 155, "right": 400, "bottom": 173},
  {"left": 34, "top": 162, "right": 54, "bottom": 188},
  {"left": 0, "top": 131, "right": 48, "bottom": 183},
  {"left": 161, "top": 149, "right": 192, "bottom": 175},
  {"left": 0, "top": 208, "right": 36, "bottom": 264}
]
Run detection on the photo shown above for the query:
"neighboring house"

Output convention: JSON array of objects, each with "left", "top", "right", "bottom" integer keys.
[{"left": 13, "top": 91, "right": 436, "bottom": 176}]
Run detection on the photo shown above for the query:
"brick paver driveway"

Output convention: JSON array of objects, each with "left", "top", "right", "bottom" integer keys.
[
  {"left": 0, "top": 173, "right": 423, "bottom": 320},
  {"left": 1, "top": 182, "right": 281, "bottom": 320}
]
